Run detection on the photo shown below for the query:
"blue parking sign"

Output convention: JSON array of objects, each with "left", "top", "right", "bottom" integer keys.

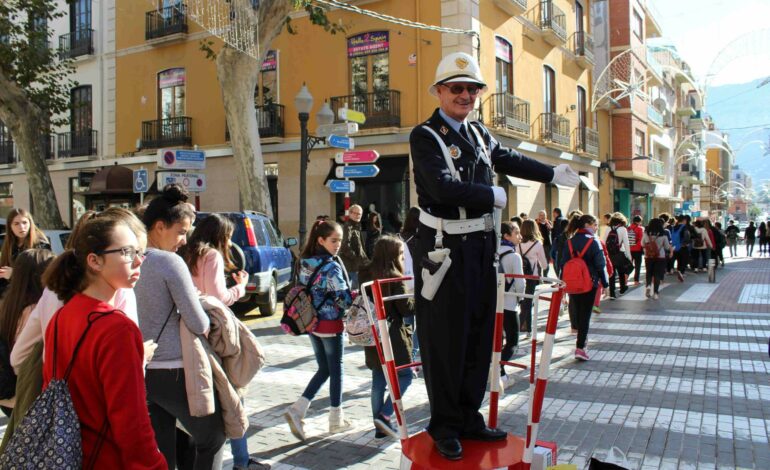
[{"left": 133, "top": 169, "right": 149, "bottom": 193}]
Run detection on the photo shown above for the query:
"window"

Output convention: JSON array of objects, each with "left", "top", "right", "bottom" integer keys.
[
  {"left": 543, "top": 66, "right": 556, "bottom": 113},
  {"left": 252, "top": 218, "right": 268, "bottom": 246},
  {"left": 632, "top": 9, "right": 643, "bottom": 40},
  {"left": 577, "top": 86, "right": 587, "bottom": 129},
  {"left": 71, "top": 86, "right": 92, "bottom": 133},
  {"left": 575, "top": 1, "right": 584, "bottom": 32},
  {"left": 257, "top": 50, "right": 279, "bottom": 105},
  {"left": 70, "top": 0, "right": 91, "bottom": 32},
  {"left": 158, "top": 68, "right": 185, "bottom": 119},
  {"left": 495, "top": 37, "right": 513, "bottom": 94},
  {"left": 348, "top": 31, "right": 390, "bottom": 96},
  {"left": 635, "top": 129, "right": 645, "bottom": 157}
]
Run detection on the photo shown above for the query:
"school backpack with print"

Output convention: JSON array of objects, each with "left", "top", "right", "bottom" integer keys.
[
  {"left": 644, "top": 236, "right": 660, "bottom": 259},
  {"left": 562, "top": 239, "right": 594, "bottom": 294},
  {"left": 344, "top": 294, "right": 377, "bottom": 347},
  {"left": 281, "top": 259, "right": 331, "bottom": 336},
  {"left": 605, "top": 227, "right": 621, "bottom": 256},
  {"left": 693, "top": 230, "right": 705, "bottom": 248},
  {"left": 0, "top": 310, "right": 113, "bottom": 470},
  {"left": 627, "top": 227, "right": 637, "bottom": 248}
]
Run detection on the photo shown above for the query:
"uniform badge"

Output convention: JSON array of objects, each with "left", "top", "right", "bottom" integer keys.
[
  {"left": 455, "top": 57, "right": 469, "bottom": 69},
  {"left": 440, "top": 126, "right": 449, "bottom": 135},
  {"left": 449, "top": 145, "right": 461, "bottom": 159}
]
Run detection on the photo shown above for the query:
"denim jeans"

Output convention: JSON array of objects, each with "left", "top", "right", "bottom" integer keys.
[
  {"left": 371, "top": 366, "right": 413, "bottom": 420},
  {"left": 230, "top": 397, "right": 249, "bottom": 467},
  {"left": 302, "top": 333, "right": 344, "bottom": 407}
]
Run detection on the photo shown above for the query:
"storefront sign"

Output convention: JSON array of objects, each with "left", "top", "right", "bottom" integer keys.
[
  {"left": 159, "top": 68, "right": 185, "bottom": 88},
  {"left": 495, "top": 37, "right": 512, "bottom": 62},
  {"left": 347, "top": 31, "right": 389, "bottom": 58},
  {"left": 631, "top": 180, "right": 654, "bottom": 194},
  {"left": 157, "top": 171, "right": 206, "bottom": 192},
  {"left": 261, "top": 50, "right": 277, "bottom": 72}
]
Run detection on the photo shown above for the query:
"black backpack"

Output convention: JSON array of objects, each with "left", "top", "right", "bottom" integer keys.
[
  {"left": 0, "top": 338, "right": 16, "bottom": 400},
  {"left": 606, "top": 227, "right": 621, "bottom": 256},
  {"left": 519, "top": 243, "right": 537, "bottom": 276}
]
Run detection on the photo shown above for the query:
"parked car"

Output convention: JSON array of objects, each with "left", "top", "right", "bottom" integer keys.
[{"left": 196, "top": 211, "right": 297, "bottom": 316}]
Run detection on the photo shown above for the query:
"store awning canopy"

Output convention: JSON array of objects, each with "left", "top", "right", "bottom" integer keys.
[
  {"left": 578, "top": 175, "right": 599, "bottom": 192},
  {"left": 505, "top": 175, "right": 531, "bottom": 188},
  {"left": 82, "top": 165, "right": 134, "bottom": 195}
]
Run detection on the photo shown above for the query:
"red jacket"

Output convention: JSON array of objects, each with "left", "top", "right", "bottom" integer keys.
[
  {"left": 628, "top": 223, "right": 644, "bottom": 252},
  {"left": 43, "top": 293, "right": 166, "bottom": 470}
]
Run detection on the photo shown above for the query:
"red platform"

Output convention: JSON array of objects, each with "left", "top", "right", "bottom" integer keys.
[{"left": 401, "top": 431, "right": 527, "bottom": 470}]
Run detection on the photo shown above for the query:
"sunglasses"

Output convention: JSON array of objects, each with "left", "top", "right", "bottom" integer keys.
[{"left": 442, "top": 84, "right": 481, "bottom": 95}]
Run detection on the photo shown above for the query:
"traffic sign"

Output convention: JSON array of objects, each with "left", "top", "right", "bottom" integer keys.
[
  {"left": 328, "top": 135, "right": 355, "bottom": 150},
  {"left": 335, "top": 150, "right": 380, "bottom": 164},
  {"left": 133, "top": 169, "right": 149, "bottom": 193},
  {"left": 316, "top": 122, "right": 358, "bottom": 138},
  {"left": 158, "top": 171, "right": 207, "bottom": 192},
  {"left": 157, "top": 149, "right": 206, "bottom": 170},
  {"left": 327, "top": 179, "right": 356, "bottom": 193},
  {"left": 337, "top": 108, "right": 366, "bottom": 124},
  {"left": 335, "top": 165, "right": 379, "bottom": 179}
]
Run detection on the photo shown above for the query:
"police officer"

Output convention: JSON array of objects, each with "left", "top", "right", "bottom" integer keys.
[{"left": 410, "top": 52, "right": 579, "bottom": 460}]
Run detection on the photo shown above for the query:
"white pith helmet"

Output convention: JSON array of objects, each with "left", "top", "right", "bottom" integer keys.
[{"left": 429, "top": 52, "right": 487, "bottom": 97}]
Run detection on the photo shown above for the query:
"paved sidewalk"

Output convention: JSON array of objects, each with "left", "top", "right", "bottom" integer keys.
[{"left": 232, "top": 255, "right": 770, "bottom": 470}]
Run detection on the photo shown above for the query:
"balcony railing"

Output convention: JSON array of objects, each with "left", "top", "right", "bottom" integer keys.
[
  {"left": 572, "top": 31, "right": 594, "bottom": 65},
  {"left": 0, "top": 140, "right": 14, "bottom": 165},
  {"left": 141, "top": 117, "right": 192, "bottom": 149},
  {"left": 489, "top": 93, "right": 530, "bottom": 137},
  {"left": 574, "top": 127, "right": 599, "bottom": 157},
  {"left": 57, "top": 129, "right": 97, "bottom": 158},
  {"left": 648, "top": 158, "right": 664, "bottom": 177},
  {"left": 146, "top": 4, "right": 188, "bottom": 40},
  {"left": 647, "top": 105, "right": 664, "bottom": 128},
  {"left": 538, "top": 1, "right": 567, "bottom": 45},
  {"left": 538, "top": 113, "right": 570, "bottom": 148},
  {"left": 58, "top": 29, "right": 94, "bottom": 59},
  {"left": 330, "top": 90, "right": 401, "bottom": 130},
  {"left": 646, "top": 50, "right": 664, "bottom": 80}
]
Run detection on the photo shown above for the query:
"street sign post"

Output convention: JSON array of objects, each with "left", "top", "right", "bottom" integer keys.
[
  {"left": 334, "top": 150, "right": 380, "bottom": 164},
  {"left": 316, "top": 122, "right": 358, "bottom": 137},
  {"left": 337, "top": 108, "right": 366, "bottom": 124},
  {"left": 327, "top": 179, "right": 356, "bottom": 193},
  {"left": 328, "top": 135, "right": 355, "bottom": 150},
  {"left": 157, "top": 171, "right": 207, "bottom": 193},
  {"left": 133, "top": 168, "right": 149, "bottom": 204},
  {"left": 157, "top": 149, "right": 206, "bottom": 170},
  {"left": 335, "top": 164, "right": 380, "bottom": 179}
]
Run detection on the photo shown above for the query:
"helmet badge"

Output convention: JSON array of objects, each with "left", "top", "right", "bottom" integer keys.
[{"left": 455, "top": 57, "right": 469, "bottom": 70}]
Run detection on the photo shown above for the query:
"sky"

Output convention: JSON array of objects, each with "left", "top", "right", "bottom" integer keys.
[{"left": 648, "top": 0, "right": 770, "bottom": 86}]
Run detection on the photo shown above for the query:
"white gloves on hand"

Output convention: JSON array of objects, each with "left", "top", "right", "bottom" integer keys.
[
  {"left": 551, "top": 164, "right": 580, "bottom": 187},
  {"left": 491, "top": 186, "right": 507, "bottom": 209}
]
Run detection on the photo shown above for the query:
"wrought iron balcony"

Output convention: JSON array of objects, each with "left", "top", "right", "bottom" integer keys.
[
  {"left": 58, "top": 29, "right": 94, "bottom": 59},
  {"left": 146, "top": 4, "right": 188, "bottom": 41},
  {"left": 141, "top": 117, "right": 192, "bottom": 149},
  {"left": 489, "top": 93, "right": 530, "bottom": 137},
  {"left": 57, "top": 129, "right": 97, "bottom": 158},
  {"left": 493, "top": 0, "right": 527, "bottom": 16},
  {"left": 574, "top": 127, "right": 599, "bottom": 157},
  {"left": 0, "top": 139, "right": 14, "bottom": 165},
  {"left": 572, "top": 31, "right": 594, "bottom": 68},
  {"left": 538, "top": 113, "right": 570, "bottom": 148},
  {"left": 330, "top": 90, "right": 401, "bottom": 130},
  {"left": 538, "top": 1, "right": 567, "bottom": 46}
]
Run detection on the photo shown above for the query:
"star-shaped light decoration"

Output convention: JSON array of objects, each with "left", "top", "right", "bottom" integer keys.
[{"left": 612, "top": 69, "right": 648, "bottom": 105}]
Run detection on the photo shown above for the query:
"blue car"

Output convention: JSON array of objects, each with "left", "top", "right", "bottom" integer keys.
[{"left": 196, "top": 211, "right": 297, "bottom": 316}]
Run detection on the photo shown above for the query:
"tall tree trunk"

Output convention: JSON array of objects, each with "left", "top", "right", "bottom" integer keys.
[
  {"left": 215, "top": 0, "right": 293, "bottom": 216},
  {"left": 0, "top": 70, "right": 65, "bottom": 229}
]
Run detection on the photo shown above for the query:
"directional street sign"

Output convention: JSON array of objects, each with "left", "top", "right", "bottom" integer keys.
[
  {"left": 316, "top": 122, "right": 358, "bottom": 138},
  {"left": 328, "top": 134, "right": 355, "bottom": 150},
  {"left": 133, "top": 169, "right": 149, "bottom": 193},
  {"left": 337, "top": 108, "right": 366, "bottom": 125},
  {"left": 335, "top": 150, "right": 380, "bottom": 164},
  {"left": 327, "top": 179, "right": 356, "bottom": 193},
  {"left": 335, "top": 164, "right": 380, "bottom": 179}
]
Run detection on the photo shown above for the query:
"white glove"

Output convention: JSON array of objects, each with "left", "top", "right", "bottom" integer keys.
[
  {"left": 551, "top": 164, "right": 580, "bottom": 187},
  {"left": 491, "top": 186, "right": 507, "bottom": 209}
]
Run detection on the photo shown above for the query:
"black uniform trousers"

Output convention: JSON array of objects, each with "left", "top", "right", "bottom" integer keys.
[{"left": 413, "top": 223, "right": 497, "bottom": 441}]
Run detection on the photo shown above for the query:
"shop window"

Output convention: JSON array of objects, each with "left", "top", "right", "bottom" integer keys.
[
  {"left": 158, "top": 68, "right": 186, "bottom": 119},
  {"left": 71, "top": 85, "right": 92, "bottom": 132},
  {"left": 634, "top": 129, "right": 645, "bottom": 157},
  {"left": 495, "top": 37, "right": 513, "bottom": 94},
  {"left": 543, "top": 66, "right": 556, "bottom": 113},
  {"left": 348, "top": 31, "right": 390, "bottom": 97}
]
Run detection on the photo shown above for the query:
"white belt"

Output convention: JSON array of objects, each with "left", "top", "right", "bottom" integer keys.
[{"left": 419, "top": 210, "right": 494, "bottom": 235}]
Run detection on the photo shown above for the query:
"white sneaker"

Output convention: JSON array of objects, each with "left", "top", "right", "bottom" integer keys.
[
  {"left": 329, "top": 407, "right": 353, "bottom": 434},
  {"left": 653, "top": 293, "right": 660, "bottom": 300},
  {"left": 283, "top": 407, "right": 306, "bottom": 441}
]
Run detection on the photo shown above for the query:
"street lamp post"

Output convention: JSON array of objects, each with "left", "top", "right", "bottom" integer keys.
[{"left": 295, "top": 84, "right": 334, "bottom": 249}]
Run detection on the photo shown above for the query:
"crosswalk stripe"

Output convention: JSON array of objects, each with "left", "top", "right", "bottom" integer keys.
[
  {"left": 738, "top": 284, "right": 770, "bottom": 304},
  {"left": 675, "top": 283, "right": 720, "bottom": 303}
]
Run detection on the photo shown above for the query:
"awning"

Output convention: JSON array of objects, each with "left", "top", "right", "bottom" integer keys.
[
  {"left": 505, "top": 175, "right": 531, "bottom": 188},
  {"left": 578, "top": 175, "right": 599, "bottom": 192}
]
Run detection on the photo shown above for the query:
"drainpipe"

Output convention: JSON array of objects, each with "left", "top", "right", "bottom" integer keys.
[{"left": 415, "top": 0, "right": 421, "bottom": 124}]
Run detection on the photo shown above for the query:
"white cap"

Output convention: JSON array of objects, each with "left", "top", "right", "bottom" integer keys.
[{"left": 429, "top": 52, "right": 487, "bottom": 97}]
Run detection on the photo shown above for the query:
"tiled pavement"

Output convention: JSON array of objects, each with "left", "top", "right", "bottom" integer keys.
[{"left": 233, "top": 254, "right": 770, "bottom": 470}]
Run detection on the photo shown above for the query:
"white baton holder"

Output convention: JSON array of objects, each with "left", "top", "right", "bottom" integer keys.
[{"left": 420, "top": 217, "right": 453, "bottom": 301}]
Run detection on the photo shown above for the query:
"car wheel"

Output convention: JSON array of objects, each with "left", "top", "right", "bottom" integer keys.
[{"left": 259, "top": 277, "right": 278, "bottom": 317}]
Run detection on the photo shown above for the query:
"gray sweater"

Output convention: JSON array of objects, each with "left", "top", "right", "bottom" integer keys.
[{"left": 135, "top": 248, "right": 209, "bottom": 369}]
